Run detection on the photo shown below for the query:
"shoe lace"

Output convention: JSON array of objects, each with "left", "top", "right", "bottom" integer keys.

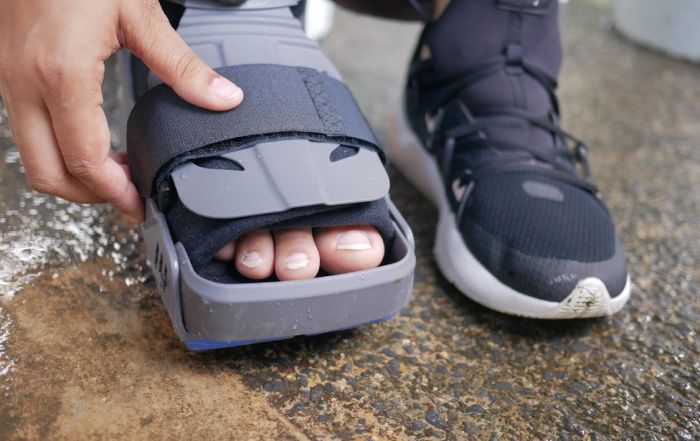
[{"left": 409, "top": 44, "right": 598, "bottom": 219}]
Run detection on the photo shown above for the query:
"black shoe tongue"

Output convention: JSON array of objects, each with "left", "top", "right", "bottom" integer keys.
[
  {"left": 456, "top": 70, "right": 556, "bottom": 146},
  {"left": 439, "top": 89, "right": 560, "bottom": 184}
]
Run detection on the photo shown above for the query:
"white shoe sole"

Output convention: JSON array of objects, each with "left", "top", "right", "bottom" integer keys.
[{"left": 388, "top": 110, "right": 631, "bottom": 319}]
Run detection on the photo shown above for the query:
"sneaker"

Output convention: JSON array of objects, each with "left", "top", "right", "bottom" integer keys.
[{"left": 389, "top": 0, "right": 630, "bottom": 318}]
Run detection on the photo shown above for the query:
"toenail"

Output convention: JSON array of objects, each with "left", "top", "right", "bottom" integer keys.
[
  {"left": 241, "top": 250, "right": 263, "bottom": 269},
  {"left": 335, "top": 230, "right": 372, "bottom": 251},
  {"left": 285, "top": 252, "right": 310, "bottom": 270}
]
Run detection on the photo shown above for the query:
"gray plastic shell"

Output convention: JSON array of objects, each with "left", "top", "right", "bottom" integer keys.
[{"left": 147, "top": 6, "right": 340, "bottom": 88}]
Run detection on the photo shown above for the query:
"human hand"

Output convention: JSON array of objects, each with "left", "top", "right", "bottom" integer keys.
[{"left": 0, "top": 0, "right": 244, "bottom": 222}]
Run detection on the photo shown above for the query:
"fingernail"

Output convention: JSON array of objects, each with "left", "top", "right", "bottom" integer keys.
[
  {"left": 285, "top": 252, "right": 310, "bottom": 271},
  {"left": 241, "top": 250, "right": 263, "bottom": 269},
  {"left": 335, "top": 230, "right": 372, "bottom": 251},
  {"left": 209, "top": 77, "right": 243, "bottom": 102}
]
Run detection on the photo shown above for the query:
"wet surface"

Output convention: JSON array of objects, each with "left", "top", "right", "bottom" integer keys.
[{"left": 1, "top": 1, "right": 699, "bottom": 439}]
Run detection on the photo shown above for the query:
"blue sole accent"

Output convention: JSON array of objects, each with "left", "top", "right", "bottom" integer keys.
[
  {"left": 185, "top": 336, "right": 288, "bottom": 351},
  {"left": 184, "top": 312, "right": 399, "bottom": 351}
]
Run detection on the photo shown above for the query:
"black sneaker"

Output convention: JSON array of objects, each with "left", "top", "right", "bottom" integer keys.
[{"left": 389, "top": 0, "right": 630, "bottom": 318}]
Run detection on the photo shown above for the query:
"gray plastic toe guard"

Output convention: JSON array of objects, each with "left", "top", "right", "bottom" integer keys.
[{"left": 143, "top": 197, "right": 415, "bottom": 350}]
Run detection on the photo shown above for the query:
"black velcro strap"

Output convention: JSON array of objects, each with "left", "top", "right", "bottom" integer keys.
[{"left": 127, "top": 64, "right": 382, "bottom": 196}]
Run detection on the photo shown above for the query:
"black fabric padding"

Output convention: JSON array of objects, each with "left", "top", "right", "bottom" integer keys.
[
  {"left": 167, "top": 197, "right": 395, "bottom": 281},
  {"left": 127, "top": 64, "right": 382, "bottom": 196}
]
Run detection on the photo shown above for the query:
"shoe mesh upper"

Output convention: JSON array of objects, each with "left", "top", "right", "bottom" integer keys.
[{"left": 460, "top": 173, "right": 616, "bottom": 262}]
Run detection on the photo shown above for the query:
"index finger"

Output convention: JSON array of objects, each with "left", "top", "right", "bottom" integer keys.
[{"left": 43, "top": 66, "right": 143, "bottom": 221}]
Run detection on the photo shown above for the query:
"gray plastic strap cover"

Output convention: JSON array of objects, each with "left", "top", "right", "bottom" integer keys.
[
  {"left": 127, "top": 63, "right": 383, "bottom": 197},
  {"left": 172, "top": 140, "right": 389, "bottom": 219}
]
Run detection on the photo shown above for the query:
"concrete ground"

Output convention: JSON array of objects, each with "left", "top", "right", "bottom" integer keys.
[{"left": 1, "top": 1, "right": 698, "bottom": 439}]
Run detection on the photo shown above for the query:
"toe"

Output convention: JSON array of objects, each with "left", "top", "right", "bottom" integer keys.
[
  {"left": 274, "top": 228, "right": 320, "bottom": 280},
  {"left": 315, "top": 225, "right": 384, "bottom": 274},
  {"left": 214, "top": 240, "right": 236, "bottom": 261},
  {"left": 235, "top": 230, "right": 275, "bottom": 280}
]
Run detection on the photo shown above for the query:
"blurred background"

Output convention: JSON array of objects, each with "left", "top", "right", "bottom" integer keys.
[{"left": 0, "top": 0, "right": 698, "bottom": 439}]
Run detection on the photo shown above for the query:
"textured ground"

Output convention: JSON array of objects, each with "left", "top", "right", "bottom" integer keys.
[{"left": 1, "top": 1, "right": 698, "bottom": 440}]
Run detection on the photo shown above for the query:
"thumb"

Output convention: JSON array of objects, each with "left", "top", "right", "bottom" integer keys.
[{"left": 120, "top": 2, "right": 243, "bottom": 111}]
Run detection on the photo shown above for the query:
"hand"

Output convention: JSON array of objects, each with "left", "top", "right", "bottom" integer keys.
[{"left": 0, "top": 0, "right": 244, "bottom": 222}]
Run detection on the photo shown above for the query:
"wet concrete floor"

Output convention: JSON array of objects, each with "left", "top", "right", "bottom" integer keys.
[{"left": 1, "top": 1, "right": 698, "bottom": 439}]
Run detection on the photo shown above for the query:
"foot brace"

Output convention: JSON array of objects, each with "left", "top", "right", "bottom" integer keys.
[{"left": 125, "top": 0, "right": 415, "bottom": 349}]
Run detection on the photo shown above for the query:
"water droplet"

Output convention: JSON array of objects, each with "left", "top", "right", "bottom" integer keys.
[
  {"left": 291, "top": 324, "right": 298, "bottom": 330},
  {"left": 179, "top": 173, "right": 189, "bottom": 179}
]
